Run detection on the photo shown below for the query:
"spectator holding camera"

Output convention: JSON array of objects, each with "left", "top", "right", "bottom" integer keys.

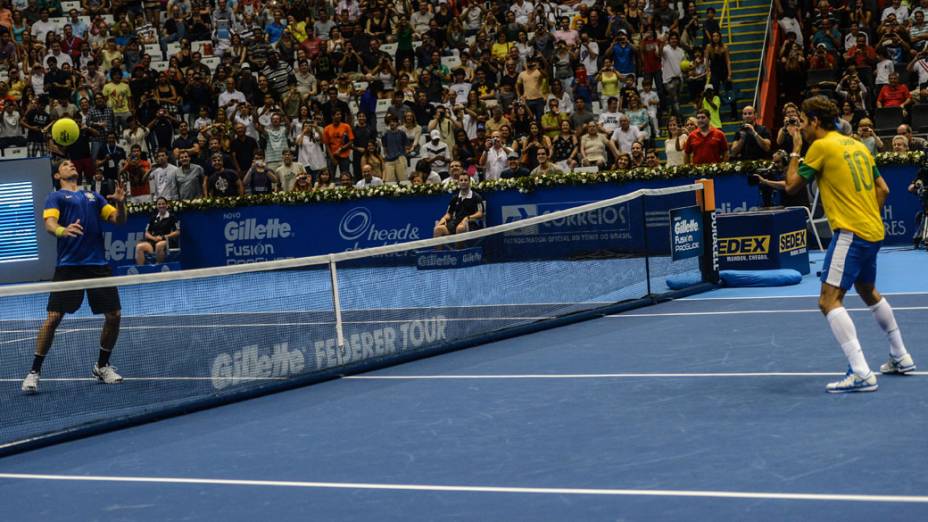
[
  {"left": 909, "top": 164, "right": 928, "bottom": 194},
  {"left": 753, "top": 150, "right": 809, "bottom": 208},
  {"left": 243, "top": 160, "right": 279, "bottom": 195},
  {"left": 480, "top": 131, "right": 513, "bottom": 181},
  {"left": 854, "top": 119, "right": 884, "bottom": 155},
  {"left": 836, "top": 72, "right": 870, "bottom": 116},
  {"left": 776, "top": 103, "right": 805, "bottom": 155},
  {"left": 120, "top": 144, "right": 152, "bottom": 203},
  {"left": 731, "top": 106, "right": 772, "bottom": 161}
]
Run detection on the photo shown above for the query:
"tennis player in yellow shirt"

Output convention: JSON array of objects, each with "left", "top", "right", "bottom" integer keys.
[{"left": 785, "top": 96, "right": 916, "bottom": 393}]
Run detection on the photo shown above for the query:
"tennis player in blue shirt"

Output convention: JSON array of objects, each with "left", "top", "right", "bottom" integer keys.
[{"left": 22, "top": 160, "right": 127, "bottom": 394}]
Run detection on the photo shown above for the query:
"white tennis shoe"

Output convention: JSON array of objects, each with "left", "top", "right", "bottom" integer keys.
[
  {"left": 92, "top": 364, "right": 123, "bottom": 384},
  {"left": 21, "top": 371, "right": 39, "bottom": 394},
  {"left": 880, "top": 354, "right": 917, "bottom": 375},
  {"left": 826, "top": 368, "right": 878, "bottom": 394}
]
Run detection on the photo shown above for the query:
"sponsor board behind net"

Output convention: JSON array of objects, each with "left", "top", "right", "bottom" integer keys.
[{"left": 669, "top": 206, "right": 703, "bottom": 261}]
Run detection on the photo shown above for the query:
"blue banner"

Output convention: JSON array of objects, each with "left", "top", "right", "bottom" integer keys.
[
  {"left": 176, "top": 196, "right": 448, "bottom": 267},
  {"left": 717, "top": 208, "right": 810, "bottom": 274},
  {"left": 99, "top": 166, "right": 922, "bottom": 271},
  {"left": 670, "top": 206, "right": 704, "bottom": 261}
]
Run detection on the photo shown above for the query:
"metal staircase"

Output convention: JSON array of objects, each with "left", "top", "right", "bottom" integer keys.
[{"left": 683, "top": 0, "right": 771, "bottom": 137}]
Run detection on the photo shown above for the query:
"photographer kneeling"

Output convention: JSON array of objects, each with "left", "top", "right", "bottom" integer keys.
[
  {"left": 910, "top": 164, "right": 928, "bottom": 247},
  {"left": 752, "top": 150, "right": 810, "bottom": 208}
]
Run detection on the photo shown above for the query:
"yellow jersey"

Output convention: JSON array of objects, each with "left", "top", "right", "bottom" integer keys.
[{"left": 799, "top": 131, "right": 884, "bottom": 242}]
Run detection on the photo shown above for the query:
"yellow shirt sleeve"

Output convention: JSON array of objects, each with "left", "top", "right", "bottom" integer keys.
[
  {"left": 100, "top": 204, "right": 116, "bottom": 221},
  {"left": 798, "top": 140, "right": 825, "bottom": 180},
  {"left": 43, "top": 208, "right": 60, "bottom": 220}
]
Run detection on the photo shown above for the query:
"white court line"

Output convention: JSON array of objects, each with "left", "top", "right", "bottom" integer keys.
[
  {"left": 0, "top": 329, "right": 76, "bottom": 344},
  {"left": 6, "top": 372, "right": 925, "bottom": 384},
  {"left": 1, "top": 372, "right": 924, "bottom": 383},
  {"left": 680, "top": 291, "right": 928, "bottom": 301},
  {"left": 0, "top": 377, "right": 283, "bottom": 383},
  {"left": 0, "top": 473, "right": 925, "bottom": 504},
  {"left": 345, "top": 372, "right": 927, "bottom": 380},
  {"left": 607, "top": 307, "right": 928, "bottom": 318}
]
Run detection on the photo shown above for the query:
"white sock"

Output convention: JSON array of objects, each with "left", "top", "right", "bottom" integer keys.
[
  {"left": 869, "top": 298, "right": 908, "bottom": 359},
  {"left": 826, "top": 307, "right": 872, "bottom": 378}
]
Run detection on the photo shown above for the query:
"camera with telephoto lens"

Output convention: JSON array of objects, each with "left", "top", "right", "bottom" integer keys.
[
  {"left": 917, "top": 179, "right": 928, "bottom": 207},
  {"left": 914, "top": 177, "right": 928, "bottom": 248},
  {"left": 751, "top": 151, "right": 790, "bottom": 207},
  {"left": 748, "top": 151, "right": 787, "bottom": 186}
]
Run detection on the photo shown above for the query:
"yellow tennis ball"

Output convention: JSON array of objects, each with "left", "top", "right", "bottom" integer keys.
[
  {"left": 680, "top": 59, "right": 692, "bottom": 73},
  {"left": 52, "top": 118, "right": 80, "bottom": 146}
]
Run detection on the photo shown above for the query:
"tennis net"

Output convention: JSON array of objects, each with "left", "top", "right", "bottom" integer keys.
[{"left": 0, "top": 183, "right": 715, "bottom": 456}]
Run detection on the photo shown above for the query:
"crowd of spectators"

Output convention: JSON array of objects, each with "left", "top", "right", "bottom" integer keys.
[
  {"left": 0, "top": 0, "right": 755, "bottom": 203},
  {"left": 775, "top": 0, "right": 928, "bottom": 155}
]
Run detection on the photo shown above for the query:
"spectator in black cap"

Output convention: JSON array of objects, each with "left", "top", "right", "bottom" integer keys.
[{"left": 500, "top": 151, "right": 530, "bottom": 179}]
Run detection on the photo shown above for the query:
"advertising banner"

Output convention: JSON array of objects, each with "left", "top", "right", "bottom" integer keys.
[
  {"left": 670, "top": 206, "right": 704, "bottom": 261},
  {"left": 717, "top": 208, "right": 810, "bottom": 274},
  {"left": 98, "top": 166, "right": 921, "bottom": 271}
]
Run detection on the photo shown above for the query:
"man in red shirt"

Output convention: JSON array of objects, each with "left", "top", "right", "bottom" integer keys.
[
  {"left": 877, "top": 72, "right": 912, "bottom": 108},
  {"left": 684, "top": 109, "right": 729, "bottom": 164},
  {"left": 844, "top": 34, "right": 877, "bottom": 69}
]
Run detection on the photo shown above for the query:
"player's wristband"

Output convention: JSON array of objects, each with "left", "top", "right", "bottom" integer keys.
[
  {"left": 789, "top": 152, "right": 801, "bottom": 159},
  {"left": 54, "top": 226, "right": 66, "bottom": 238}
]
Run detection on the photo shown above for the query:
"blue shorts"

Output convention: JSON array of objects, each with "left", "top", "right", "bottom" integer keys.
[{"left": 820, "top": 230, "right": 881, "bottom": 290}]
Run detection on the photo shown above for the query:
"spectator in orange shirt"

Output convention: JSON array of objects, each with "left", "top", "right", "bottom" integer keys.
[
  {"left": 877, "top": 72, "right": 912, "bottom": 108},
  {"left": 323, "top": 109, "right": 354, "bottom": 179}
]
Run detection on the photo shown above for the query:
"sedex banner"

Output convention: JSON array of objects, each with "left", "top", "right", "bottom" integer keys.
[
  {"left": 716, "top": 208, "right": 810, "bottom": 274},
  {"left": 100, "top": 167, "right": 922, "bottom": 270}
]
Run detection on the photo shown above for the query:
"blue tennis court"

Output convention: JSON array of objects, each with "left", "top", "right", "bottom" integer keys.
[{"left": 0, "top": 249, "right": 926, "bottom": 520}]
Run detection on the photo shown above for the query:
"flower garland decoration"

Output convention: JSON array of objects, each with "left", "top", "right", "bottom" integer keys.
[{"left": 126, "top": 154, "right": 924, "bottom": 215}]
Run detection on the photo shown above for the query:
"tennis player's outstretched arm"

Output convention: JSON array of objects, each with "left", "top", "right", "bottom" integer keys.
[{"left": 106, "top": 183, "right": 127, "bottom": 225}]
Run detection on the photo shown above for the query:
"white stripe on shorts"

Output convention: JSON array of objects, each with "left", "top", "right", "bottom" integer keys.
[{"left": 826, "top": 231, "right": 853, "bottom": 288}]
